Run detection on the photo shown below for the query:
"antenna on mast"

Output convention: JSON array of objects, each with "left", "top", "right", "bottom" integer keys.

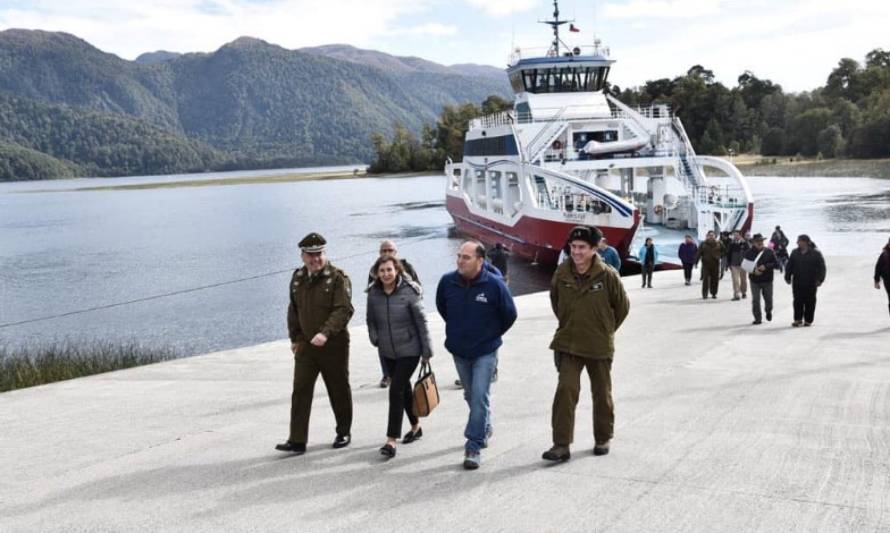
[{"left": 538, "top": 0, "right": 573, "bottom": 56}]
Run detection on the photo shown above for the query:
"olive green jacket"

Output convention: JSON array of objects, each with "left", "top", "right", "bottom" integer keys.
[
  {"left": 697, "top": 239, "right": 724, "bottom": 268},
  {"left": 549, "top": 255, "right": 630, "bottom": 359},
  {"left": 287, "top": 262, "right": 354, "bottom": 347}
]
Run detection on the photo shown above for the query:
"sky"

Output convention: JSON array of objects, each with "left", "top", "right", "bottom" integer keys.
[{"left": 0, "top": 0, "right": 888, "bottom": 92}]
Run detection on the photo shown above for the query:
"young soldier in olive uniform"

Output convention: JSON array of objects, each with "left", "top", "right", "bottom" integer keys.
[
  {"left": 276, "top": 232, "right": 355, "bottom": 455},
  {"left": 697, "top": 231, "right": 724, "bottom": 299},
  {"left": 543, "top": 226, "right": 630, "bottom": 462}
]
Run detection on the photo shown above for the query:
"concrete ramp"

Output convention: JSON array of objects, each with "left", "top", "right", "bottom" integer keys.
[{"left": 1, "top": 256, "right": 888, "bottom": 532}]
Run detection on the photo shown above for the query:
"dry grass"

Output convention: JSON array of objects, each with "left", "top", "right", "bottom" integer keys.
[
  {"left": 727, "top": 155, "right": 890, "bottom": 179},
  {"left": 0, "top": 340, "right": 178, "bottom": 392}
]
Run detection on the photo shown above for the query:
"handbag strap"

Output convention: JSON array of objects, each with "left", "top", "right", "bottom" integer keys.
[{"left": 416, "top": 360, "right": 432, "bottom": 380}]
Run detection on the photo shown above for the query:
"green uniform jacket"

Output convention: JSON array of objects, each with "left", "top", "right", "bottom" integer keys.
[
  {"left": 287, "top": 262, "right": 354, "bottom": 347},
  {"left": 549, "top": 255, "right": 630, "bottom": 359},
  {"left": 697, "top": 240, "right": 724, "bottom": 268}
]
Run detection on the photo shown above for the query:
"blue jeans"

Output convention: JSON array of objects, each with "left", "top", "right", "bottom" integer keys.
[{"left": 453, "top": 352, "right": 496, "bottom": 452}]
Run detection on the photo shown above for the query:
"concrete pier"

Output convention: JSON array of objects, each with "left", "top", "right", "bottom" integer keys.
[{"left": 1, "top": 256, "right": 888, "bottom": 532}]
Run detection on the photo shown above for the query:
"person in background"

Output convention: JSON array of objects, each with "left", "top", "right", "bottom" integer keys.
[
  {"left": 366, "top": 256, "right": 432, "bottom": 459},
  {"left": 727, "top": 230, "right": 750, "bottom": 301},
  {"left": 784, "top": 234, "right": 827, "bottom": 327},
  {"left": 639, "top": 238, "right": 658, "bottom": 288},
  {"left": 542, "top": 226, "right": 630, "bottom": 462},
  {"left": 771, "top": 226, "right": 790, "bottom": 272},
  {"left": 597, "top": 237, "right": 622, "bottom": 272},
  {"left": 697, "top": 231, "right": 724, "bottom": 299},
  {"left": 678, "top": 235, "right": 698, "bottom": 286},
  {"left": 745, "top": 234, "right": 778, "bottom": 325},
  {"left": 487, "top": 243, "right": 510, "bottom": 285},
  {"left": 719, "top": 231, "right": 732, "bottom": 279},
  {"left": 436, "top": 241, "right": 517, "bottom": 470},
  {"left": 367, "top": 239, "right": 420, "bottom": 388},
  {"left": 874, "top": 237, "right": 890, "bottom": 321}
]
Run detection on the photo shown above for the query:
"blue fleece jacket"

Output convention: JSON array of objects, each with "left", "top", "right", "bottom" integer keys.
[
  {"left": 435, "top": 267, "right": 517, "bottom": 359},
  {"left": 598, "top": 245, "right": 622, "bottom": 271}
]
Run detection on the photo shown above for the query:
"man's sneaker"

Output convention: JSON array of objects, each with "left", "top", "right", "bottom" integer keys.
[
  {"left": 742, "top": 293, "right": 747, "bottom": 299},
  {"left": 732, "top": 296, "right": 741, "bottom": 301},
  {"left": 454, "top": 379, "right": 463, "bottom": 389},
  {"left": 463, "top": 451, "right": 481, "bottom": 470},
  {"left": 491, "top": 369, "right": 498, "bottom": 383},
  {"left": 752, "top": 320, "right": 762, "bottom": 325},
  {"left": 275, "top": 441, "right": 306, "bottom": 454},
  {"left": 804, "top": 322, "right": 813, "bottom": 327},
  {"left": 542, "top": 445, "right": 571, "bottom": 462},
  {"left": 332, "top": 434, "right": 351, "bottom": 449},
  {"left": 593, "top": 441, "right": 610, "bottom": 456},
  {"left": 379, "top": 377, "right": 390, "bottom": 388},
  {"left": 792, "top": 321, "right": 803, "bottom": 327}
]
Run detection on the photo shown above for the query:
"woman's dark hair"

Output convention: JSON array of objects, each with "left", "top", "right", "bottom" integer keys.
[
  {"left": 797, "top": 234, "right": 817, "bottom": 248},
  {"left": 645, "top": 238, "right": 653, "bottom": 245},
  {"left": 372, "top": 256, "right": 404, "bottom": 283}
]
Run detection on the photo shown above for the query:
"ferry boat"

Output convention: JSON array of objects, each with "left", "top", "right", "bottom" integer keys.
[{"left": 444, "top": 0, "right": 753, "bottom": 267}]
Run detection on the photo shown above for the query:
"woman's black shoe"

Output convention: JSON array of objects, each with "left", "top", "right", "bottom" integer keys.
[
  {"left": 275, "top": 441, "right": 306, "bottom": 454},
  {"left": 402, "top": 428, "right": 423, "bottom": 444},
  {"left": 379, "top": 444, "right": 396, "bottom": 458}
]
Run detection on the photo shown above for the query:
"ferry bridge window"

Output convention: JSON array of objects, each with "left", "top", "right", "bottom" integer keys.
[
  {"left": 519, "top": 66, "right": 611, "bottom": 93},
  {"left": 488, "top": 171, "right": 503, "bottom": 200},
  {"left": 463, "top": 135, "right": 519, "bottom": 157}
]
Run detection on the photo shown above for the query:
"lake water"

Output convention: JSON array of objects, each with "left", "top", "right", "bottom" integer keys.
[{"left": 2, "top": 169, "right": 889, "bottom": 356}]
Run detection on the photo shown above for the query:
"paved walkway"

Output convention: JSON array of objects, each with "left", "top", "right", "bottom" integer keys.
[{"left": 1, "top": 256, "right": 888, "bottom": 532}]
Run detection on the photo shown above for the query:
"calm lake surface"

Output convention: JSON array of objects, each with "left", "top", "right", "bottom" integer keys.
[{"left": 2, "top": 169, "right": 889, "bottom": 356}]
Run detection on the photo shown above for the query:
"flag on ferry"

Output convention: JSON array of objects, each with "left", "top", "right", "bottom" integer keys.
[{"left": 569, "top": 23, "right": 580, "bottom": 32}]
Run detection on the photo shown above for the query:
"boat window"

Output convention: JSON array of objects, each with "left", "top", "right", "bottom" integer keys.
[
  {"left": 489, "top": 171, "right": 503, "bottom": 200},
  {"left": 515, "top": 65, "right": 612, "bottom": 94}
]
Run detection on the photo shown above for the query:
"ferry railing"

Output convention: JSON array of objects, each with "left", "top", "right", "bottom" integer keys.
[{"left": 470, "top": 105, "right": 672, "bottom": 130}]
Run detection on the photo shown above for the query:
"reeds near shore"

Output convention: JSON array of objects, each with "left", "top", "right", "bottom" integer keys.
[{"left": 0, "top": 341, "right": 177, "bottom": 393}]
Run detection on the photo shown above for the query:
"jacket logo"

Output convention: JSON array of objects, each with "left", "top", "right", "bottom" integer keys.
[
  {"left": 475, "top": 293, "right": 489, "bottom": 304},
  {"left": 591, "top": 281, "right": 604, "bottom": 292}
]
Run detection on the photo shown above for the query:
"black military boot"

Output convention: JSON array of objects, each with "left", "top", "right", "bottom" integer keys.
[
  {"left": 332, "top": 434, "right": 351, "bottom": 449},
  {"left": 275, "top": 441, "right": 306, "bottom": 454},
  {"left": 593, "top": 441, "right": 610, "bottom": 456},
  {"left": 542, "top": 445, "right": 571, "bottom": 462}
]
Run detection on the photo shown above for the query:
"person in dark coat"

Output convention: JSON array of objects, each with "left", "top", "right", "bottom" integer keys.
[
  {"left": 745, "top": 234, "right": 778, "bottom": 325},
  {"left": 367, "top": 239, "right": 421, "bottom": 389},
  {"left": 771, "top": 226, "right": 790, "bottom": 272},
  {"left": 697, "top": 231, "right": 724, "bottom": 299},
  {"left": 874, "top": 238, "right": 890, "bottom": 320},
  {"left": 487, "top": 243, "right": 510, "bottom": 285},
  {"left": 784, "top": 234, "right": 827, "bottom": 327},
  {"left": 678, "top": 235, "right": 698, "bottom": 286},
  {"left": 639, "top": 238, "right": 658, "bottom": 288},
  {"left": 367, "top": 256, "right": 432, "bottom": 458},
  {"left": 727, "top": 230, "right": 750, "bottom": 300}
]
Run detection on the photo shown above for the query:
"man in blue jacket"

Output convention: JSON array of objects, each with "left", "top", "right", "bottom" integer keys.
[{"left": 436, "top": 241, "right": 517, "bottom": 470}]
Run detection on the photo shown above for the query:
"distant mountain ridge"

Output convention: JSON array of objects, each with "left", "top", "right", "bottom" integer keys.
[{"left": 0, "top": 29, "right": 510, "bottom": 180}]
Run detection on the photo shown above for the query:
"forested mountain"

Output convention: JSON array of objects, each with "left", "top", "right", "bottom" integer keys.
[{"left": 0, "top": 29, "right": 510, "bottom": 180}]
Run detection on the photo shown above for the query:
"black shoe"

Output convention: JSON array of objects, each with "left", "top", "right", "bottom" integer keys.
[
  {"left": 766, "top": 311, "right": 772, "bottom": 322},
  {"left": 593, "top": 441, "right": 610, "bottom": 456},
  {"left": 732, "top": 296, "right": 741, "bottom": 301},
  {"left": 711, "top": 295, "right": 717, "bottom": 299},
  {"left": 332, "top": 434, "right": 351, "bottom": 449},
  {"left": 542, "top": 445, "right": 571, "bottom": 462},
  {"left": 752, "top": 320, "right": 762, "bottom": 325},
  {"left": 491, "top": 369, "right": 498, "bottom": 383},
  {"left": 804, "top": 322, "right": 813, "bottom": 327},
  {"left": 379, "top": 443, "right": 396, "bottom": 458},
  {"left": 454, "top": 379, "right": 463, "bottom": 389},
  {"left": 647, "top": 284, "right": 652, "bottom": 288},
  {"left": 402, "top": 428, "right": 423, "bottom": 444},
  {"left": 275, "top": 441, "right": 306, "bottom": 454},
  {"left": 379, "top": 377, "right": 390, "bottom": 388},
  {"left": 742, "top": 293, "right": 747, "bottom": 299}
]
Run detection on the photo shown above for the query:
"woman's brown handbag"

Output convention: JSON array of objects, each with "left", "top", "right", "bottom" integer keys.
[{"left": 412, "top": 361, "right": 439, "bottom": 417}]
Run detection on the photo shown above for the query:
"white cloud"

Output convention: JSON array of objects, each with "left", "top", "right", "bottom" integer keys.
[
  {"left": 464, "top": 0, "right": 539, "bottom": 18},
  {"left": 0, "top": 0, "right": 433, "bottom": 58},
  {"left": 602, "top": 0, "right": 721, "bottom": 19},
  {"left": 391, "top": 22, "right": 458, "bottom": 36}
]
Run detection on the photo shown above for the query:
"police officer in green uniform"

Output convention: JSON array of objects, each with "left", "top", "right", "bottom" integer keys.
[
  {"left": 276, "top": 232, "right": 355, "bottom": 454},
  {"left": 542, "top": 226, "right": 630, "bottom": 462}
]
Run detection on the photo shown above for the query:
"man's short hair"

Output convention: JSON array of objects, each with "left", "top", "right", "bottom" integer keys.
[{"left": 463, "top": 240, "right": 486, "bottom": 259}]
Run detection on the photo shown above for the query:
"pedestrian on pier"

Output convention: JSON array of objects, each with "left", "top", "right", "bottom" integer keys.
[
  {"left": 543, "top": 226, "right": 630, "bottom": 462},
  {"left": 771, "top": 226, "right": 790, "bottom": 272},
  {"left": 639, "top": 238, "right": 658, "bottom": 288},
  {"left": 784, "top": 234, "right": 826, "bottom": 327},
  {"left": 728, "top": 230, "right": 750, "bottom": 300},
  {"left": 745, "top": 234, "right": 778, "bottom": 325},
  {"left": 436, "top": 241, "right": 517, "bottom": 470},
  {"left": 697, "top": 231, "right": 724, "bottom": 299},
  {"left": 366, "top": 256, "right": 432, "bottom": 459},
  {"left": 597, "top": 237, "right": 622, "bottom": 272},
  {"left": 678, "top": 235, "right": 698, "bottom": 286},
  {"left": 277, "top": 233, "right": 354, "bottom": 455},
  {"left": 874, "top": 238, "right": 890, "bottom": 320}
]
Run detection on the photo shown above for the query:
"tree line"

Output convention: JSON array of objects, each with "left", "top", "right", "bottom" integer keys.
[{"left": 370, "top": 48, "right": 890, "bottom": 172}]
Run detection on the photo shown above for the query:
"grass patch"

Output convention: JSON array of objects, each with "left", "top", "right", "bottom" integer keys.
[
  {"left": 0, "top": 340, "right": 178, "bottom": 393},
  {"left": 730, "top": 156, "right": 890, "bottom": 179}
]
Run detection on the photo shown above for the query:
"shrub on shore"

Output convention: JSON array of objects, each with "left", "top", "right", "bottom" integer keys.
[{"left": 0, "top": 341, "right": 178, "bottom": 393}]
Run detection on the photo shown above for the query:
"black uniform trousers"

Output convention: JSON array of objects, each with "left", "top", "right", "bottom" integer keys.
[
  {"left": 289, "top": 342, "right": 353, "bottom": 444},
  {"left": 792, "top": 284, "right": 818, "bottom": 324},
  {"left": 382, "top": 356, "right": 421, "bottom": 438}
]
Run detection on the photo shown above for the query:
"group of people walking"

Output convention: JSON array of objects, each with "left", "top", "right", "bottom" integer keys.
[{"left": 277, "top": 227, "right": 628, "bottom": 470}]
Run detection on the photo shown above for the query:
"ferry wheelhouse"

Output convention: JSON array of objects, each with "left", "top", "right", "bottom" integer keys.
[{"left": 445, "top": 1, "right": 753, "bottom": 266}]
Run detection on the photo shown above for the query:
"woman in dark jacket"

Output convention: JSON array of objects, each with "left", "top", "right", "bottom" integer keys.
[
  {"left": 366, "top": 256, "right": 432, "bottom": 458},
  {"left": 784, "top": 234, "right": 826, "bottom": 327},
  {"left": 875, "top": 238, "right": 890, "bottom": 319}
]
